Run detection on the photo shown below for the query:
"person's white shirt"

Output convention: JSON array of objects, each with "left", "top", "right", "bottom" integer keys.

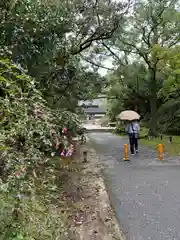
[{"left": 126, "top": 121, "right": 140, "bottom": 134}]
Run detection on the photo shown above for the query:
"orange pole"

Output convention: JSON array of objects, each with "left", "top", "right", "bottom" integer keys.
[
  {"left": 124, "top": 144, "right": 129, "bottom": 161},
  {"left": 158, "top": 144, "right": 163, "bottom": 160}
]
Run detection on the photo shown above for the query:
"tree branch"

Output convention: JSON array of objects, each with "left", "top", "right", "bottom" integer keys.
[
  {"left": 101, "top": 41, "right": 124, "bottom": 64},
  {"left": 146, "top": 4, "right": 167, "bottom": 46},
  {"left": 80, "top": 54, "right": 115, "bottom": 71},
  {"left": 168, "top": 37, "right": 180, "bottom": 48},
  {"left": 70, "top": 0, "right": 132, "bottom": 55},
  {"left": 71, "top": 20, "right": 120, "bottom": 55},
  {"left": 142, "top": 27, "right": 150, "bottom": 46},
  {"left": 119, "top": 38, "right": 151, "bottom": 67}
]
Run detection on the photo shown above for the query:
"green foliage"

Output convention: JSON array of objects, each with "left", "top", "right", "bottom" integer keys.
[
  {"left": 0, "top": 0, "right": 127, "bottom": 237},
  {"left": 0, "top": 191, "right": 70, "bottom": 240},
  {"left": 106, "top": 45, "right": 180, "bottom": 134},
  {"left": 0, "top": 58, "right": 80, "bottom": 239},
  {"left": 0, "top": 58, "right": 82, "bottom": 157},
  {"left": 106, "top": 62, "right": 151, "bottom": 121},
  {"left": 155, "top": 46, "right": 180, "bottom": 99},
  {"left": 105, "top": 0, "right": 180, "bottom": 135},
  {"left": 154, "top": 46, "right": 180, "bottom": 134},
  {"left": 104, "top": 0, "right": 180, "bottom": 135},
  {"left": 0, "top": 0, "right": 126, "bottom": 110},
  {"left": 113, "top": 122, "right": 126, "bottom": 135}
]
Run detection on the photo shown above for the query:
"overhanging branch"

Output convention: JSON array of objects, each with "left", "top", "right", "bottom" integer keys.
[
  {"left": 80, "top": 54, "right": 115, "bottom": 71},
  {"left": 71, "top": 21, "right": 119, "bottom": 55},
  {"left": 119, "top": 38, "right": 151, "bottom": 67},
  {"left": 70, "top": 0, "right": 132, "bottom": 55},
  {"left": 101, "top": 41, "right": 124, "bottom": 64}
]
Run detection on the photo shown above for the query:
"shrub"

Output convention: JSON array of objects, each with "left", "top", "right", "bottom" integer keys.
[{"left": 0, "top": 58, "right": 79, "bottom": 239}]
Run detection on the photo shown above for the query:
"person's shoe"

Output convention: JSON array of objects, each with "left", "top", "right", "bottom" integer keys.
[
  {"left": 136, "top": 150, "right": 139, "bottom": 154},
  {"left": 131, "top": 153, "right": 135, "bottom": 156}
]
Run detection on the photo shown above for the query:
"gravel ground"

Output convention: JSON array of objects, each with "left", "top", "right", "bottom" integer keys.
[
  {"left": 88, "top": 132, "right": 180, "bottom": 240},
  {"left": 72, "top": 143, "right": 124, "bottom": 240}
]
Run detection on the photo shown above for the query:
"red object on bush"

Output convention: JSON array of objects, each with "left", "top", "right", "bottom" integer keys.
[{"left": 63, "top": 127, "right": 67, "bottom": 133}]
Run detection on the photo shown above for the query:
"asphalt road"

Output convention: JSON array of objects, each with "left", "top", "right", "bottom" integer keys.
[{"left": 88, "top": 132, "right": 180, "bottom": 240}]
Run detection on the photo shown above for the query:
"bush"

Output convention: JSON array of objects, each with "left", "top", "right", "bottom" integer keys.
[
  {"left": 114, "top": 122, "right": 126, "bottom": 135},
  {"left": 0, "top": 58, "right": 79, "bottom": 239}
]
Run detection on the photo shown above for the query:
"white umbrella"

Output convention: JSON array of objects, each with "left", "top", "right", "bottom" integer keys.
[{"left": 117, "top": 110, "right": 140, "bottom": 121}]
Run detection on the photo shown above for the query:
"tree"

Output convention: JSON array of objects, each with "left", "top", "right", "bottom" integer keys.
[
  {"left": 154, "top": 45, "right": 180, "bottom": 133},
  {"left": 106, "top": 62, "right": 151, "bottom": 121},
  {"left": 0, "top": 0, "right": 130, "bottom": 111},
  {"left": 0, "top": 0, "right": 129, "bottom": 70},
  {"left": 104, "top": 0, "right": 180, "bottom": 135},
  {"left": 42, "top": 59, "right": 106, "bottom": 111},
  {"left": 1, "top": 1, "right": 134, "bottom": 237}
]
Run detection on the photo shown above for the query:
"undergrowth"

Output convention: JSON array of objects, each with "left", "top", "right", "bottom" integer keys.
[{"left": 0, "top": 58, "right": 81, "bottom": 239}]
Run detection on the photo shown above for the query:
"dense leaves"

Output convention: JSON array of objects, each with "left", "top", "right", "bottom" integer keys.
[
  {"left": 0, "top": 59, "right": 73, "bottom": 238},
  {"left": 105, "top": 0, "right": 180, "bottom": 135},
  {"left": 2, "top": 0, "right": 180, "bottom": 237},
  {"left": 0, "top": 0, "right": 131, "bottom": 238},
  {"left": 0, "top": 0, "right": 128, "bottom": 108}
]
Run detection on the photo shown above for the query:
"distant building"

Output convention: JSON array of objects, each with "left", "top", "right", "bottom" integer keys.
[
  {"left": 83, "top": 105, "right": 105, "bottom": 120},
  {"left": 78, "top": 97, "right": 106, "bottom": 120}
]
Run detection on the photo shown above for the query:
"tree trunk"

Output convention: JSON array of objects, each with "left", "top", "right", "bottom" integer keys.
[
  {"left": 149, "top": 68, "right": 157, "bottom": 136},
  {"left": 149, "top": 24, "right": 159, "bottom": 136}
]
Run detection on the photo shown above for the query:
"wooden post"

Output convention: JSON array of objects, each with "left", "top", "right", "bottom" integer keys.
[{"left": 83, "top": 151, "right": 87, "bottom": 163}]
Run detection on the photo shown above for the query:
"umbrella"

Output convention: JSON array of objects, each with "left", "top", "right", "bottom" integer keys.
[{"left": 117, "top": 110, "right": 140, "bottom": 121}]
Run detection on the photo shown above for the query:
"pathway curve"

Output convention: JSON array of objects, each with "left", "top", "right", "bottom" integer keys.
[{"left": 88, "top": 132, "right": 180, "bottom": 240}]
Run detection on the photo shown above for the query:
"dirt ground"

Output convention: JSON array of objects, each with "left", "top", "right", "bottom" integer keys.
[{"left": 70, "top": 143, "right": 124, "bottom": 240}]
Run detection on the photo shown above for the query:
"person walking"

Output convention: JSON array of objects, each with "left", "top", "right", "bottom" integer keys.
[{"left": 126, "top": 120, "right": 140, "bottom": 155}]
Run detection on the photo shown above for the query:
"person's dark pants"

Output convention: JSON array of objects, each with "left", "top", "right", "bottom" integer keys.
[{"left": 129, "top": 134, "right": 138, "bottom": 154}]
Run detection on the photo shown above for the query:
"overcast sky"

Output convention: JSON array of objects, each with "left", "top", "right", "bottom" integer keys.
[
  {"left": 98, "top": 57, "right": 114, "bottom": 76},
  {"left": 81, "top": 0, "right": 134, "bottom": 76}
]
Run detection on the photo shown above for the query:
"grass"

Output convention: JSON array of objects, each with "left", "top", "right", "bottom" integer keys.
[{"left": 140, "top": 127, "right": 180, "bottom": 156}]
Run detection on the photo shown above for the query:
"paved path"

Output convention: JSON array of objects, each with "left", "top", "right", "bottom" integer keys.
[
  {"left": 88, "top": 132, "right": 180, "bottom": 240},
  {"left": 83, "top": 122, "right": 115, "bottom": 131}
]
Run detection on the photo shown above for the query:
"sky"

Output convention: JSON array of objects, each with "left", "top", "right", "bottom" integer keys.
[
  {"left": 80, "top": 0, "right": 135, "bottom": 76},
  {"left": 81, "top": 51, "right": 116, "bottom": 77},
  {"left": 98, "top": 57, "right": 114, "bottom": 76}
]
